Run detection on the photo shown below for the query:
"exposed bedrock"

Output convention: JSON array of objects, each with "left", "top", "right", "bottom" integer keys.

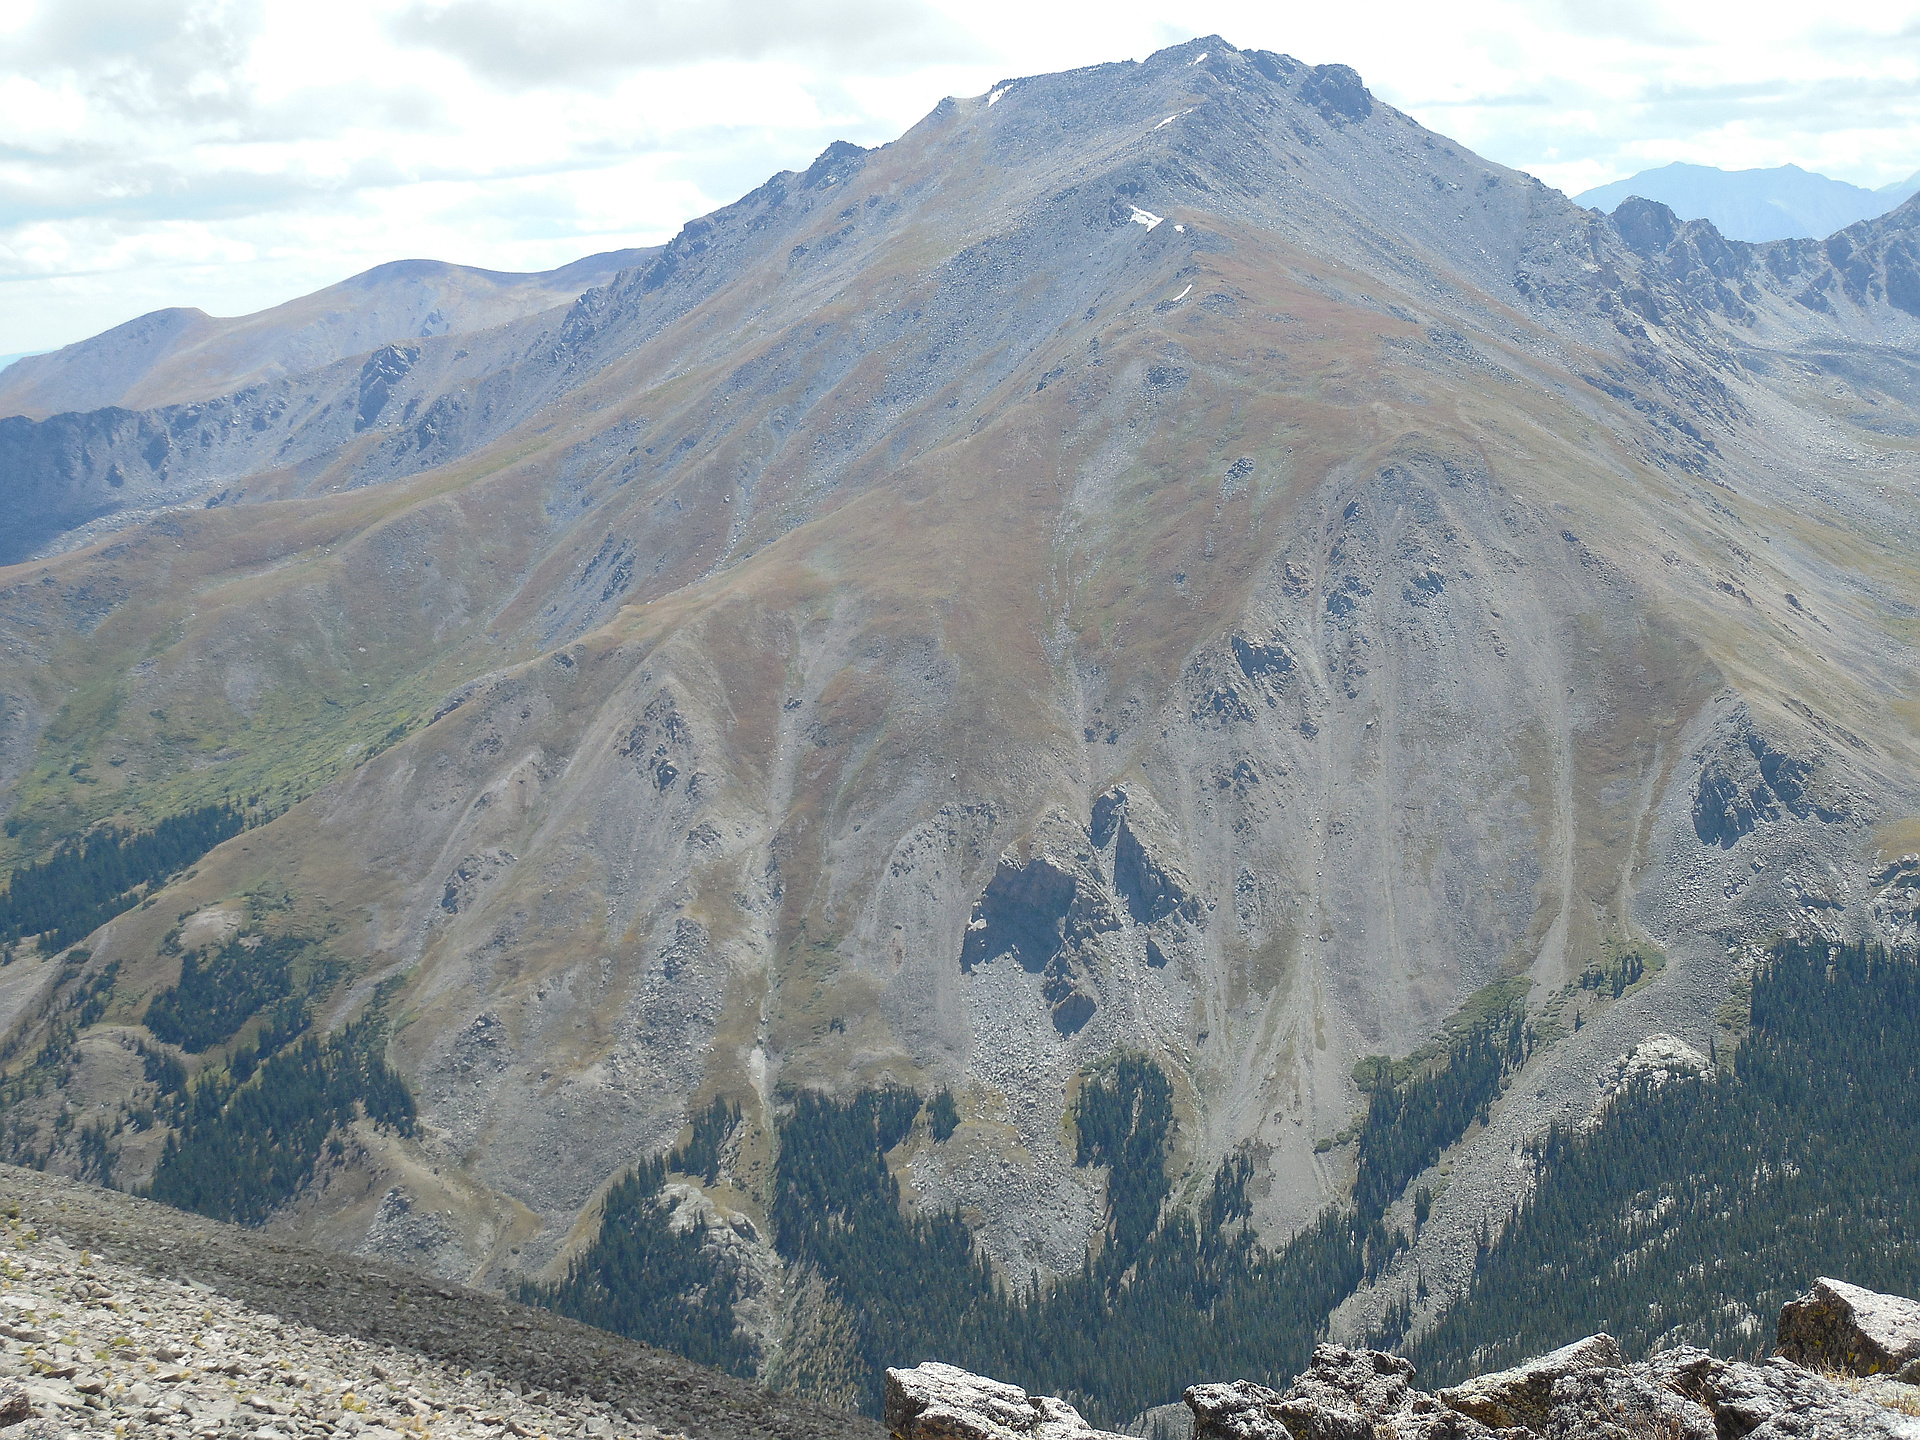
[
  {"left": 1103, "top": 787, "right": 1203, "bottom": 928},
  {"left": 1185, "top": 1285, "right": 1920, "bottom": 1439},
  {"left": 1776, "top": 1276, "right": 1920, "bottom": 1381},
  {"left": 958, "top": 790, "right": 1203, "bottom": 1034},
  {"left": 1691, "top": 704, "right": 1846, "bottom": 849},
  {"left": 960, "top": 849, "right": 1117, "bottom": 1034}
]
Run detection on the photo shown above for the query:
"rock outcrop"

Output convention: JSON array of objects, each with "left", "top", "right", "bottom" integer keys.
[
  {"left": 1776, "top": 1277, "right": 1920, "bottom": 1381},
  {"left": 1436, "top": 1334, "right": 1625, "bottom": 1429},
  {"left": 1174, "top": 1285, "right": 1920, "bottom": 1440},
  {"left": 1187, "top": 1345, "right": 1531, "bottom": 1439},
  {"left": 875, "top": 1289, "right": 1920, "bottom": 1439},
  {"left": 884, "top": 1363, "right": 1122, "bottom": 1440},
  {"left": 1649, "top": 1346, "right": 1920, "bottom": 1439}
]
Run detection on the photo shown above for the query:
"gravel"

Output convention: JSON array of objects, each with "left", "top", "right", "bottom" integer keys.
[{"left": 0, "top": 1165, "right": 883, "bottom": 1440}]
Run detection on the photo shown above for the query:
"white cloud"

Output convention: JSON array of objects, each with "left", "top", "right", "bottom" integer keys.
[{"left": 1, "top": 0, "right": 1917, "bottom": 356}]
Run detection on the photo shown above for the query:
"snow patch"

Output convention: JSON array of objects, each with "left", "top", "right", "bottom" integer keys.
[
  {"left": 1171, "top": 284, "right": 1192, "bottom": 302},
  {"left": 1152, "top": 107, "right": 1195, "bottom": 130},
  {"left": 1128, "top": 205, "right": 1164, "bottom": 231},
  {"left": 1190, "top": 52, "right": 1209, "bottom": 65},
  {"left": 987, "top": 87, "right": 1010, "bottom": 106},
  {"left": 1174, "top": 224, "right": 1185, "bottom": 233}
]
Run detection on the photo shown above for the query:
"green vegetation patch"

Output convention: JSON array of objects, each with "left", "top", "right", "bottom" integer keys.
[
  {"left": 667, "top": 1095, "right": 741, "bottom": 1186},
  {"left": 532, "top": 1065, "right": 1373, "bottom": 1427},
  {"left": 1350, "top": 977, "right": 1530, "bottom": 1095},
  {"left": 0, "top": 952, "right": 123, "bottom": 1179},
  {"left": 1072, "top": 1054, "right": 1174, "bottom": 1255},
  {"left": 514, "top": 1158, "right": 758, "bottom": 1377},
  {"left": 927, "top": 1087, "right": 959, "bottom": 1143},
  {"left": 0, "top": 804, "right": 243, "bottom": 952},
  {"left": 143, "top": 1016, "right": 416, "bottom": 1226},
  {"left": 143, "top": 933, "right": 330, "bottom": 1054},
  {"left": 1351, "top": 1006, "right": 1532, "bottom": 1228},
  {"left": 1413, "top": 939, "right": 1920, "bottom": 1382}
]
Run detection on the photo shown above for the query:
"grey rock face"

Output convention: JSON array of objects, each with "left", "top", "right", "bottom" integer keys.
[
  {"left": 959, "top": 850, "right": 1115, "bottom": 1032},
  {"left": 885, "top": 1362, "right": 1123, "bottom": 1439},
  {"left": 1776, "top": 1277, "right": 1920, "bottom": 1381},
  {"left": 1648, "top": 1347, "right": 1920, "bottom": 1439},
  {"left": 1691, "top": 721, "right": 1839, "bottom": 850},
  {"left": 1531, "top": 1366, "right": 1715, "bottom": 1440},
  {"left": 1437, "top": 1334, "right": 1625, "bottom": 1430},
  {"left": 1184, "top": 1379, "right": 1293, "bottom": 1440},
  {"left": 902, "top": 1289, "right": 1920, "bottom": 1440},
  {"left": 1186, "top": 1346, "right": 1517, "bottom": 1440}
]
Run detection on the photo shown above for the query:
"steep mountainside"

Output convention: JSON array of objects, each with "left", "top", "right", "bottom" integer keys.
[{"left": 1, "top": 35, "right": 1918, "bottom": 1407}]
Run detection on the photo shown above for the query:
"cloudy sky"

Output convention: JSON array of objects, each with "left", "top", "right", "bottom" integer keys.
[{"left": 3, "top": 0, "right": 1918, "bottom": 358}]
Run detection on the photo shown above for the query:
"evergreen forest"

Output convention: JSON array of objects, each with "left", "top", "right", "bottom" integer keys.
[
  {"left": 527, "top": 1056, "right": 1377, "bottom": 1425},
  {"left": 518, "top": 938, "right": 1920, "bottom": 1424},
  {"left": 1413, "top": 939, "right": 1920, "bottom": 1382},
  {"left": 515, "top": 1097, "right": 770, "bottom": 1376},
  {"left": 144, "top": 1015, "right": 417, "bottom": 1224},
  {"left": 1351, "top": 1003, "right": 1531, "bottom": 1225},
  {"left": 512, "top": 1156, "right": 759, "bottom": 1376},
  {"left": 0, "top": 804, "right": 244, "bottom": 951},
  {"left": 143, "top": 932, "right": 319, "bottom": 1052}
]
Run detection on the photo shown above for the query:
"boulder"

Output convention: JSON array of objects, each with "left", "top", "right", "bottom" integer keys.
[
  {"left": 1529, "top": 1365, "right": 1714, "bottom": 1440},
  {"left": 1186, "top": 1347, "right": 1518, "bottom": 1440},
  {"left": 0, "top": 1382, "right": 27, "bottom": 1428},
  {"left": 1647, "top": 1346, "right": 1920, "bottom": 1439},
  {"left": 1777, "top": 1278, "right": 1920, "bottom": 1381},
  {"left": 885, "top": 1362, "right": 1123, "bottom": 1440},
  {"left": 1185, "top": 1379, "right": 1293, "bottom": 1440},
  {"left": 1283, "top": 1344, "right": 1422, "bottom": 1422},
  {"left": 1437, "top": 1335, "right": 1624, "bottom": 1430}
]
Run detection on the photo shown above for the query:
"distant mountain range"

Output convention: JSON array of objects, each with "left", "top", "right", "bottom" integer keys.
[
  {"left": 0, "top": 249, "right": 650, "bottom": 420},
  {"left": 1576, "top": 161, "right": 1920, "bottom": 242}
]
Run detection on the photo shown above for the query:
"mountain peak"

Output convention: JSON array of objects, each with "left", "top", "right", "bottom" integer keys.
[{"left": 1, "top": 40, "right": 1918, "bottom": 1424}]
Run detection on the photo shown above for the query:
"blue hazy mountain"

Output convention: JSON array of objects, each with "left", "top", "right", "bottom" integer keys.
[{"left": 1575, "top": 162, "right": 1920, "bottom": 243}]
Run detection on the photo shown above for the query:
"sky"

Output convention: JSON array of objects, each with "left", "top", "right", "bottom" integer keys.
[{"left": 3, "top": 0, "right": 1919, "bottom": 357}]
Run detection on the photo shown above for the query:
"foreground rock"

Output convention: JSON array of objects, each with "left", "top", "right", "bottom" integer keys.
[
  {"left": 1436, "top": 1335, "right": 1625, "bottom": 1431},
  {"left": 840, "top": 1278, "right": 1920, "bottom": 1440},
  {"left": 884, "top": 1363, "right": 1123, "bottom": 1439},
  {"left": 1187, "top": 1345, "right": 1533, "bottom": 1439},
  {"left": 0, "top": 1224, "right": 679, "bottom": 1439},
  {"left": 1777, "top": 1277, "right": 1920, "bottom": 1381},
  {"left": 1651, "top": 1346, "right": 1920, "bottom": 1439},
  {"left": 1179, "top": 1286, "right": 1920, "bottom": 1439},
  {"left": 1185, "top": 1334, "right": 1920, "bottom": 1438},
  {"left": 0, "top": 1166, "right": 880, "bottom": 1440}
]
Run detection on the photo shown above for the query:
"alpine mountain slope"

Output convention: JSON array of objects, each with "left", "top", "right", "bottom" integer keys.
[{"left": 1, "top": 34, "right": 1918, "bottom": 1398}]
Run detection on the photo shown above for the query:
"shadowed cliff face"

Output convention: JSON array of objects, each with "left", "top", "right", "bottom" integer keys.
[{"left": 1, "top": 35, "right": 1917, "bottom": 1348}]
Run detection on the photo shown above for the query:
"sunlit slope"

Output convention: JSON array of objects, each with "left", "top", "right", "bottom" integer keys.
[
  {"left": 0, "top": 249, "right": 655, "bottom": 421},
  {"left": 0, "top": 35, "right": 1915, "bottom": 1312}
]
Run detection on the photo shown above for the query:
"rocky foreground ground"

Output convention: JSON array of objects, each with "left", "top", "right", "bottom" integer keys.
[
  {"left": 0, "top": 1166, "right": 882, "bottom": 1440},
  {"left": 888, "top": 1278, "right": 1920, "bottom": 1439},
  {"left": 5, "top": 1159, "right": 1919, "bottom": 1440}
]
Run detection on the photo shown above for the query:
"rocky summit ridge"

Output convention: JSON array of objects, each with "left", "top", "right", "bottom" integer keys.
[
  {"left": 888, "top": 1278, "right": 1920, "bottom": 1439},
  {"left": 0, "top": 31, "right": 1917, "bottom": 1407}
]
